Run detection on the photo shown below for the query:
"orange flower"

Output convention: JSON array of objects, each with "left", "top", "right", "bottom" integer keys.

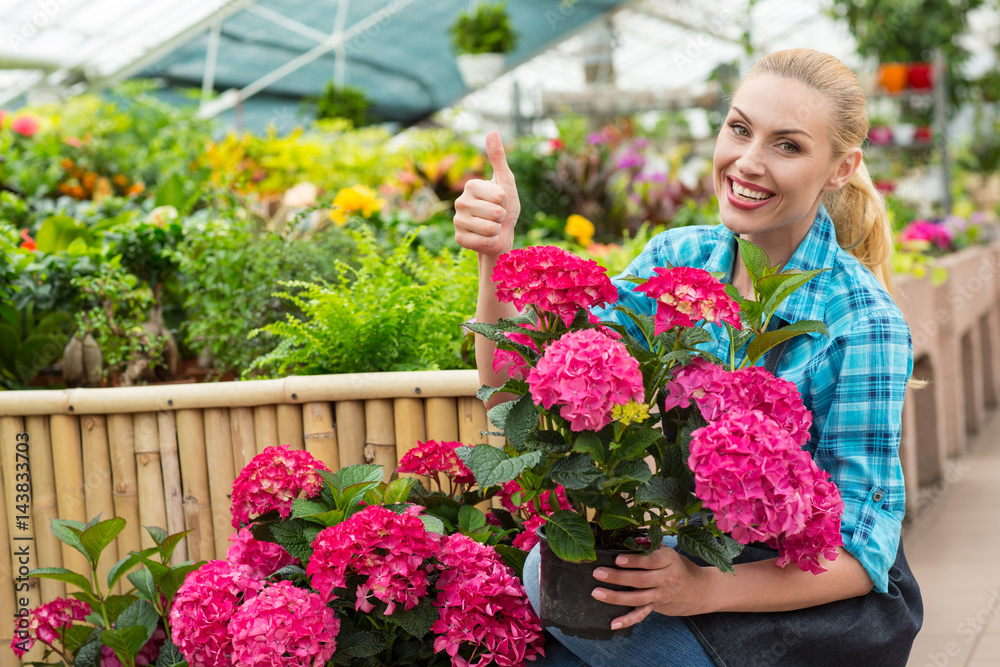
[
  {"left": 126, "top": 182, "right": 146, "bottom": 197},
  {"left": 19, "top": 229, "right": 36, "bottom": 252},
  {"left": 60, "top": 158, "right": 74, "bottom": 170},
  {"left": 113, "top": 174, "right": 129, "bottom": 188},
  {"left": 81, "top": 172, "right": 97, "bottom": 190}
]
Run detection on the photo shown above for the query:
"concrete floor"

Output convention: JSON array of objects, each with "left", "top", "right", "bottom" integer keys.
[{"left": 904, "top": 408, "right": 1000, "bottom": 667}]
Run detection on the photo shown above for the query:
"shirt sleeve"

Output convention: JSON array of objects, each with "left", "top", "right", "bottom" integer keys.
[{"left": 808, "top": 311, "right": 913, "bottom": 593}]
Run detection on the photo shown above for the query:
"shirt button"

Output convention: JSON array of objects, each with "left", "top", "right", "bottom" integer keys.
[{"left": 872, "top": 491, "right": 884, "bottom": 502}]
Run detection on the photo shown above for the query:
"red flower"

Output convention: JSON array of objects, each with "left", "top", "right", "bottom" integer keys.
[
  {"left": 19, "top": 228, "right": 36, "bottom": 251},
  {"left": 11, "top": 116, "right": 39, "bottom": 137},
  {"left": 230, "top": 445, "right": 328, "bottom": 528},
  {"left": 397, "top": 439, "right": 475, "bottom": 486}
]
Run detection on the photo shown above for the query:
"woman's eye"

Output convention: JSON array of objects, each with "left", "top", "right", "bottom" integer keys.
[
  {"left": 778, "top": 141, "right": 800, "bottom": 153},
  {"left": 729, "top": 122, "right": 749, "bottom": 137}
]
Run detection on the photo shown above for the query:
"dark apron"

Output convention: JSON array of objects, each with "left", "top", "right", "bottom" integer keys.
[{"left": 674, "top": 331, "right": 923, "bottom": 666}]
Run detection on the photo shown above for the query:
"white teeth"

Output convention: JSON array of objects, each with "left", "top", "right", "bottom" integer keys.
[{"left": 731, "top": 181, "right": 772, "bottom": 200}]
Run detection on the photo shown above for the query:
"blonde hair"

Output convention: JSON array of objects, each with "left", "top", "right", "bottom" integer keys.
[{"left": 743, "top": 49, "right": 895, "bottom": 294}]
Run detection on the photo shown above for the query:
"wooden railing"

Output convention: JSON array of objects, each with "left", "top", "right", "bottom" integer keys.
[{"left": 1, "top": 240, "right": 999, "bottom": 665}]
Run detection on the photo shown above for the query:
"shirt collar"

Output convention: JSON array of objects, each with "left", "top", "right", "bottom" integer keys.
[{"left": 706, "top": 205, "right": 835, "bottom": 327}]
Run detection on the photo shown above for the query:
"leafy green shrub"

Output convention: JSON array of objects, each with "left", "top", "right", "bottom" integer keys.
[
  {"left": 450, "top": 2, "right": 518, "bottom": 54},
  {"left": 170, "top": 216, "right": 360, "bottom": 374},
  {"left": 245, "top": 227, "right": 478, "bottom": 377},
  {"left": 315, "top": 82, "right": 375, "bottom": 127}
]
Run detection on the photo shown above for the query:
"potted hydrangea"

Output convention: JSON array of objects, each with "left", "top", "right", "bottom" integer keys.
[
  {"left": 460, "top": 242, "right": 845, "bottom": 639},
  {"left": 450, "top": 2, "right": 518, "bottom": 88}
]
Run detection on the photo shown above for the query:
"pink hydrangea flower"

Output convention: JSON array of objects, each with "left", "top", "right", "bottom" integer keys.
[
  {"left": 101, "top": 626, "right": 166, "bottom": 666},
  {"left": 634, "top": 266, "right": 741, "bottom": 335},
  {"left": 432, "top": 534, "right": 545, "bottom": 666},
  {"left": 772, "top": 472, "right": 844, "bottom": 574},
  {"left": 661, "top": 357, "right": 735, "bottom": 422},
  {"left": 492, "top": 246, "right": 618, "bottom": 327},
  {"left": 688, "top": 410, "right": 842, "bottom": 571},
  {"left": 899, "top": 219, "right": 953, "bottom": 249},
  {"left": 527, "top": 328, "right": 644, "bottom": 431},
  {"left": 11, "top": 597, "right": 89, "bottom": 657},
  {"left": 229, "top": 581, "right": 339, "bottom": 667},
  {"left": 231, "top": 445, "right": 328, "bottom": 528},
  {"left": 308, "top": 504, "right": 440, "bottom": 614},
  {"left": 227, "top": 527, "right": 297, "bottom": 578},
  {"left": 397, "top": 440, "right": 475, "bottom": 486},
  {"left": 498, "top": 480, "right": 572, "bottom": 551},
  {"left": 10, "top": 116, "right": 39, "bottom": 137},
  {"left": 169, "top": 560, "right": 264, "bottom": 667},
  {"left": 512, "top": 514, "right": 547, "bottom": 551}
]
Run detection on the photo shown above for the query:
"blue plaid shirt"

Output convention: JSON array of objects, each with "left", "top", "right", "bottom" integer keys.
[{"left": 592, "top": 206, "right": 912, "bottom": 593}]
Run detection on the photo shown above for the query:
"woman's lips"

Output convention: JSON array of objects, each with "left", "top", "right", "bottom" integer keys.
[{"left": 726, "top": 176, "right": 775, "bottom": 211}]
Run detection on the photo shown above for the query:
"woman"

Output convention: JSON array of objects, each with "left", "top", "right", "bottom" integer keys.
[{"left": 453, "top": 49, "right": 922, "bottom": 666}]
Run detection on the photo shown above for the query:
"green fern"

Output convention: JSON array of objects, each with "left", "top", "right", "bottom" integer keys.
[{"left": 245, "top": 227, "right": 477, "bottom": 378}]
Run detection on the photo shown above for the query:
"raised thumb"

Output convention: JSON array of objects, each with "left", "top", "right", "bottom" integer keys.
[{"left": 485, "top": 130, "right": 515, "bottom": 189}]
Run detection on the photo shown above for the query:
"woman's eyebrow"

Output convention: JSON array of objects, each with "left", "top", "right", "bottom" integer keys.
[{"left": 731, "top": 105, "right": 813, "bottom": 139}]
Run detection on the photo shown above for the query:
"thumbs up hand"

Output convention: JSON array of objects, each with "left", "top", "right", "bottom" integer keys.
[{"left": 454, "top": 131, "right": 521, "bottom": 257}]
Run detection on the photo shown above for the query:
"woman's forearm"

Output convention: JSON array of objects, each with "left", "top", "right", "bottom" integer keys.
[
  {"left": 701, "top": 547, "right": 873, "bottom": 614},
  {"left": 475, "top": 253, "right": 519, "bottom": 399}
]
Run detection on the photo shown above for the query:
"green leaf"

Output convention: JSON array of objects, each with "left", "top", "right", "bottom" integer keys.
[
  {"left": 159, "top": 562, "right": 205, "bottom": 605},
  {"left": 456, "top": 444, "right": 543, "bottom": 488},
  {"left": 80, "top": 518, "right": 127, "bottom": 568},
  {"left": 51, "top": 519, "right": 88, "bottom": 560},
  {"left": 544, "top": 511, "right": 596, "bottom": 562},
  {"left": 635, "top": 477, "right": 685, "bottom": 511},
  {"left": 100, "top": 626, "right": 150, "bottom": 663},
  {"left": 477, "top": 379, "right": 528, "bottom": 403},
  {"left": 493, "top": 544, "right": 529, "bottom": 578},
  {"left": 757, "top": 268, "right": 826, "bottom": 318},
  {"left": 419, "top": 514, "right": 447, "bottom": 535},
  {"left": 617, "top": 427, "right": 663, "bottom": 460},
  {"left": 270, "top": 520, "right": 315, "bottom": 562},
  {"left": 603, "top": 458, "right": 652, "bottom": 489},
  {"left": 74, "top": 637, "right": 103, "bottom": 667},
  {"left": 598, "top": 497, "right": 637, "bottom": 530},
  {"left": 525, "top": 429, "right": 572, "bottom": 455},
  {"left": 572, "top": 431, "right": 605, "bottom": 465},
  {"left": 62, "top": 624, "right": 99, "bottom": 655},
  {"left": 292, "top": 498, "right": 330, "bottom": 519},
  {"left": 548, "top": 453, "right": 603, "bottom": 490},
  {"left": 99, "top": 595, "right": 141, "bottom": 627},
  {"left": 735, "top": 237, "right": 774, "bottom": 284},
  {"left": 745, "top": 320, "right": 828, "bottom": 367},
  {"left": 502, "top": 394, "right": 541, "bottom": 449},
  {"left": 676, "top": 526, "right": 743, "bottom": 574},
  {"left": 107, "top": 549, "right": 158, "bottom": 591},
  {"left": 330, "top": 630, "right": 386, "bottom": 660},
  {"left": 144, "top": 525, "right": 168, "bottom": 546},
  {"left": 157, "top": 532, "right": 190, "bottom": 564},
  {"left": 35, "top": 215, "right": 93, "bottom": 254},
  {"left": 29, "top": 567, "right": 93, "bottom": 594},
  {"left": 486, "top": 400, "right": 515, "bottom": 432},
  {"left": 457, "top": 505, "right": 487, "bottom": 534},
  {"left": 385, "top": 596, "right": 438, "bottom": 639},
  {"left": 154, "top": 637, "right": 187, "bottom": 667},
  {"left": 115, "top": 600, "right": 158, "bottom": 641},
  {"left": 126, "top": 568, "right": 157, "bottom": 603},
  {"left": 383, "top": 477, "right": 416, "bottom": 504}
]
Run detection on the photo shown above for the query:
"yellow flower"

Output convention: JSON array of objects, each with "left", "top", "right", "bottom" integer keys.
[
  {"left": 611, "top": 401, "right": 650, "bottom": 427},
  {"left": 329, "top": 185, "right": 384, "bottom": 226},
  {"left": 565, "top": 214, "right": 595, "bottom": 246}
]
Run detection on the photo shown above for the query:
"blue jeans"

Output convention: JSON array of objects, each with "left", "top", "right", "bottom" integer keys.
[{"left": 523, "top": 538, "right": 715, "bottom": 667}]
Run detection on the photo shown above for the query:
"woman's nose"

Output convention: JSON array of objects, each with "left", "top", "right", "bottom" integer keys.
[{"left": 734, "top": 141, "right": 766, "bottom": 176}]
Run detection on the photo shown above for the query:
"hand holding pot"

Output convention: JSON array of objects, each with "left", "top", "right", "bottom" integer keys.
[
  {"left": 453, "top": 130, "right": 520, "bottom": 257},
  {"left": 591, "top": 546, "right": 714, "bottom": 630}
]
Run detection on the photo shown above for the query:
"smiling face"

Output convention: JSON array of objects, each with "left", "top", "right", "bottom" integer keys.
[{"left": 713, "top": 73, "right": 859, "bottom": 258}]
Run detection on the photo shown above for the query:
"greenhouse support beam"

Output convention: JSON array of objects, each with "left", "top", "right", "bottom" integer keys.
[
  {"left": 199, "top": 0, "right": 415, "bottom": 119},
  {"left": 201, "top": 22, "right": 222, "bottom": 105},
  {"left": 246, "top": 5, "right": 330, "bottom": 44},
  {"left": 84, "top": 0, "right": 262, "bottom": 94}
]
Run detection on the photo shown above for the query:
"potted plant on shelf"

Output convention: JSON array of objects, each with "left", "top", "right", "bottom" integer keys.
[
  {"left": 461, "top": 243, "right": 845, "bottom": 640},
  {"left": 449, "top": 2, "right": 518, "bottom": 88}
]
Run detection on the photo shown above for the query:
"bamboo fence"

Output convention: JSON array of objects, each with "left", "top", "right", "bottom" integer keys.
[{"left": 0, "top": 370, "right": 488, "bottom": 665}]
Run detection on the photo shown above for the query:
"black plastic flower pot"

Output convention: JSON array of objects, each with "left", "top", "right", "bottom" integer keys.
[{"left": 537, "top": 526, "right": 636, "bottom": 640}]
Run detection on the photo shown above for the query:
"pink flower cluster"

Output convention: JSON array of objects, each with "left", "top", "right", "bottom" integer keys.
[
  {"left": 492, "top": 326, "right": 539, "bottom": 381},
  {"left": 497, "top": 480, "right": 572, "bottom": 551},
  {"left": 229, "top": 581, "right": 340, "bottom": 667},
  {"left": 231, "top": 445, "right": 328, "bottom": 528},
  {"left": 10, "top": 597, "right": 89, "bottom": 657},
  {"left": 680, "top": 363, "right": 843, "bottom": 573},
  {"left": 634, "top": 266, "right": 741, "bottom": 335},
  {"left": 227, "top": 527, "right": 298, "bottom": 578},
  {"left": 899, "top": 219, "right": 953, "bottom": 249},
  {"left": 432, "top": 534, "right": 545, "bottom": 667},
  {"left": 169, "top": 560, "right": 265, "bottom": 667},
  {"left": 11, "top": 115, "right": 39, "bottom": 137},
  {"left": 307, "top": 505, "right": 440, "bottom": 614},
  {"left": 492, "top": 246, "right": 618, "bottom": 327},
  {"left": 527, "top": 328, "right": 644, "bottom": 431},
  {"left": 664, "top": 359, "right": 812, "bottom": 446},
  {"left": 397, "top": 439, "right": 475, "bottom": 486}
]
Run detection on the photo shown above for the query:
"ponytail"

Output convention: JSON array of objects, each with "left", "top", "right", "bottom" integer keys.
[{"left": 822, "top": 160, "right": 895, "bottom": 294}]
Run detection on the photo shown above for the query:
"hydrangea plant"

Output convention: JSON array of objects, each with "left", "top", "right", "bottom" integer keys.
[{"left": 461, "top": 240, "right": 842, "bottom": 575}]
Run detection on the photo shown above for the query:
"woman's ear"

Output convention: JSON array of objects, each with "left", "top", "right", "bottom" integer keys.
[{"left": 824, "top": 147, "right": 863, "bottom": 191}]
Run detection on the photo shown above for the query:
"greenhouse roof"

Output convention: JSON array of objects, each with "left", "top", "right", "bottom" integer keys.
[{"left": 0, "top": 0, "right": 629, "bottom": 130}]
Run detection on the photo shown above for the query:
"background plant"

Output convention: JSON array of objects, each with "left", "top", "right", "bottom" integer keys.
[{"left": 449, "top": 2, "right": 518, "bottom": 55}]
